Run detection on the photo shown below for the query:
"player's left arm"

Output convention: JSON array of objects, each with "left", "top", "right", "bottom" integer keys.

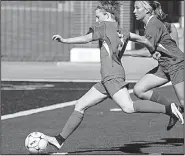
[{"left": 52, "top": 33, "right": 93, "bottom": 44}]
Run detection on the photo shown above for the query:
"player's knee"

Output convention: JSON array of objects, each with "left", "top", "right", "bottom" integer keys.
[
  {"left": 133, "top": 85, "right": 145, "bottom": 99},
  {"left": 120, "top": 105, "right": 135, "bottom": 114},
  {"left": 179, "top": 99, "right": 184, "bottom": 106},
  {"left": 74, "top": 100, "right": 86, "bottom": 113},
  {"left": 122, "top": 107, "right": 134, "bottom": 114}
]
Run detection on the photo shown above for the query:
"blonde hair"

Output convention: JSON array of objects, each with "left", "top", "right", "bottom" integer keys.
[
  {"left": 139, "top": 1, "right": 153, "bottom": 14},
  {"left": 139, "top": 1, "right": 168, "bottom": 21}
]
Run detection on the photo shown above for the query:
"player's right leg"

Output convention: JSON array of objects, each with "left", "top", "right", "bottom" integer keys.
[
  {"left": 112, "top": 86, "right": 183, "bottom": 126},
  {"left": 133, "top": 66, "right": 169, "bottom": 101},
  {"left": 44, "top": 84, "right": 108, "bottom": 150},
  {"left": 173, "top": 81, "right": 184, "bottom": 107},
  {"left": 133, "top": 67, "right": 183, "bottom": 130}
]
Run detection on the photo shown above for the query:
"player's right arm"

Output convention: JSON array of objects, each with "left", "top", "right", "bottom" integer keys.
[
  {"left": 129, "top": 33, "right": 156, "bottom": 53},
  {"left": 52, "top": 22, "right": 103, "bottom": 45},
  {"left": 118, "top": 30, "right": 160, "bottom": 58},
  {"left": 52, "top": 33, "right": 93, "bottom": 44}
]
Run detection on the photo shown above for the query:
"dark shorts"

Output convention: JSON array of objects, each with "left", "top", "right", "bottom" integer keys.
[
  {"left": 93, "top": 77, "right": 129, "bottom": 98},
  {"left": 147, "top": 62, "right": 184, "bottom": 85}
]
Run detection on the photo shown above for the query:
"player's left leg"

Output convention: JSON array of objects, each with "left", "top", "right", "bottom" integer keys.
[
  {"left": 44, "top": 85, "right": 108, "bottom": 150},
  {"left": 112, "top": 86, "right": 135, "bottom": 113}
]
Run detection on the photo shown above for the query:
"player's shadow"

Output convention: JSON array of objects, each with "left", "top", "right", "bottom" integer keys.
[{"left": 67, "top": 138, "right": 184, "bottom": 155}]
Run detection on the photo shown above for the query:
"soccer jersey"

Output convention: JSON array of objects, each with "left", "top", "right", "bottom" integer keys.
[
  {"left": 144, "top": 16, "right": 184, "bottom": 73},
  {"left": 163, "top": 22, "right": 171, "bottom": 33},
  {"left": 87, "top": 21, "right": 130, "bottom": 82}
]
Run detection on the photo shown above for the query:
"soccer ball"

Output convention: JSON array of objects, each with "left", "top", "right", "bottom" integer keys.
[{"left": 25, "top": 132, "right": 48, "bottom": 154}]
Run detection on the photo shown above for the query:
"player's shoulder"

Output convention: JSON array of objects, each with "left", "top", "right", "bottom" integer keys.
[
  {"left": 149, "top": 16, "right": 164, "bottom": 28},
  {"left": 91, "top": 22, "right": 106, "bottom": 28}
]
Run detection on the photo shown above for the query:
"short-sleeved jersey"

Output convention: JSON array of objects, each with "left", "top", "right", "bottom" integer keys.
[
  {"left": 87, "top": 21, "right": 130, "bottom": 82},
  {"left": 144, "top": 16, "right": 184, "bottom": 73},
  {"left": 163, "top": 22, "right": 171, "bottom": 33}
]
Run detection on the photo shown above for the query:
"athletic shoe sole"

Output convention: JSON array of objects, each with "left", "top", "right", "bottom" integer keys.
[{"left": 171, "top": 103, "right": 184, "bottom": 124}]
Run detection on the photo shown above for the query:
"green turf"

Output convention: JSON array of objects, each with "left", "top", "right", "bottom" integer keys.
[{"left": 1, "top": 84, "right": 184, "bottom": 154}]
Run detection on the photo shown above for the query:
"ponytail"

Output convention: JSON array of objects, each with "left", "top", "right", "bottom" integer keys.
[{"left": 153, "top": 1, "right": 168, "bottom": 21}]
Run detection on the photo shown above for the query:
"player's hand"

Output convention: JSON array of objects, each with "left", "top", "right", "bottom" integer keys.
[
  {"left": 52, "top": 34, "right": 63, "bottom": 42},
  {"left": 117, "top": 31, "right": 123, "bottom": 38},
  {"left": 152, "top": 51, "right": 161, "bottom": 60},
  {"left": 117, "top": 32, "right": 124, "bottom": 44}
]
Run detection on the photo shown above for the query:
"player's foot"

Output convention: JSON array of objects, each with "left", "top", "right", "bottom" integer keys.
[
  {"left": 167, "top": 103, "right": 184, "bottom": 130},
  {"left": 179, "top": 105, "right": 184, "bottom": 113},
  {"left": 43, "top": 134, "right": 64, "bottom": 150},
  {"left": 167, "top": 105, "right": 184, "bottom": 131}
]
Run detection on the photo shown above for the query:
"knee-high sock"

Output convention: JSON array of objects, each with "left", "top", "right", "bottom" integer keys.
[
  {"left": 60, "top": 110, "right": 84, "bottom": 140},
  {"left": 133, "top": 100, "right": 172, "bottom": 115},
  {"left": 150, "top": 90, "right": 171, "bottom": 106}
]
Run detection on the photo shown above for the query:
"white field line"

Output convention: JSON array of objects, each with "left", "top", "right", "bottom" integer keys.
[
  {"left": 1, "top": 79, "right": 137, "bottom": 83},
  {"left": 51, "top": 152, "right": 68, "bottom": 155},
  {"left": 1, "top": 90, "right": 134, "bottom": 120},
  {"left": 1, "top": 82, "right": 172, "bottom": 120},
  {"left": 1, "top": 100, "right": 76, "bottom": 120},
  {"left": 1, "top": 78, "right": 101, "bottom": 83}
]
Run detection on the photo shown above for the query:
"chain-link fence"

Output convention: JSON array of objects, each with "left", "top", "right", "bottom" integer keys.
[
  {"left": 2, "top": 1, "right": 85, "bottom": 61},
  {"left": 1, "top": 1, "right": 134, "bottom": 61}
]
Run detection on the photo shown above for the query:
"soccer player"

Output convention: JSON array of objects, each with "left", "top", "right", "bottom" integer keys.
[
  {"left": 154, "top": 1, "right": 179, "bottom": 47},
  {"left": 131, "top": 1, "right": 184, "bottom": 131},
  {"left": 43, "top": 1, "right": 183, "bottom": 150},
  {"left": 124, "top": 0, "right": 179, "bottom": 59}
]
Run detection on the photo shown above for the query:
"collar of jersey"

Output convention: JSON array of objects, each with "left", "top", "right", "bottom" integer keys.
[{"left": 144, "top": 15, "right": 155, "bottom": 29}]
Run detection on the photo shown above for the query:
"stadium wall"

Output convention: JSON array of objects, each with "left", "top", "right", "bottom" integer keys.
[
  {"left": 1, "top": 1, "right": 183, "bottom": 62},
  {"left": 1, "top": 1, "right": 134, "bottom": 62}
]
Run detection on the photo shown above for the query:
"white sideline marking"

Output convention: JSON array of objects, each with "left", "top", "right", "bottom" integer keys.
[
  {"left": 110, "top": 108, "right": 122, "bottom": 112},
  {"left": 1, "top": 89, "right": 133, "bottom": 120},
  {"left": 1, "top": 101, "right": 76, "bottom": 120},
  {"left": 1, "top": 78, "right": 138, "bottom": 83},
  {"left": 1, "top": 82, "right": 172, "bottom": 120},
  {"left": 52, "top": 152, "right": 68, "bottom": 155},
  {"left": 2, "top": 78, "right": 101, "bottom": 83}
]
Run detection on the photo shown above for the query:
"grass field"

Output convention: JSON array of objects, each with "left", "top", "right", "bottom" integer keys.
[
  {"left": 1, "top": 1, "right": 184, "bottom": 155},
  {"left": 1, "top": 81, "right": 184, "bottom": 155}
]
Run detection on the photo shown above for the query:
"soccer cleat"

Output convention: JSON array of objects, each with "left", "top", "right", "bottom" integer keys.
[
  {"left": 167, "top": 115, "right": 178, "bottom": 131},
  {"left": 43, "top": 134, "right": 63, "bottom": 150},
  {"left": 167, "top": 105, "right": 183, "bottom": 131},
  {"left": 179, "top": 105, "right": 184, "bottom": 113},
  {"left": 170, "top": 103, "right": 184, "bottom": 124}
]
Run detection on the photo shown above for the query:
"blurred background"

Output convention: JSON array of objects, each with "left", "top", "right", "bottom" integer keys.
[{"left": 1, "top": 1, "right": 184, "bottom": 62}]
